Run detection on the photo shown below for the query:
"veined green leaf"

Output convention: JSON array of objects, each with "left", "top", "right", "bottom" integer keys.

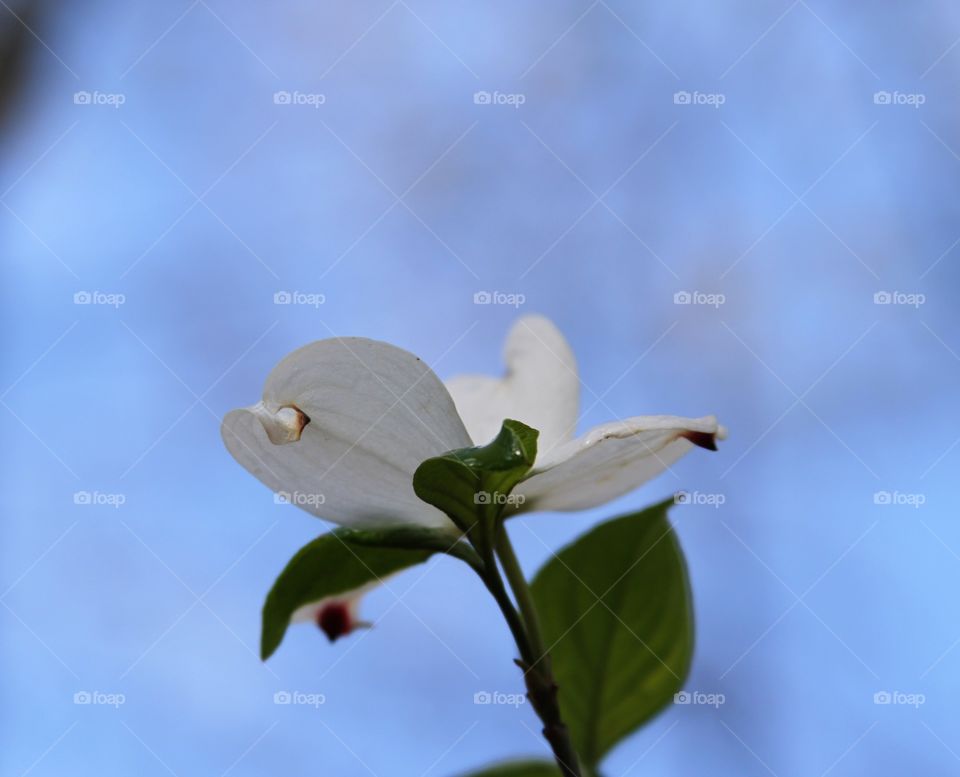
[
  {"left": 530, "top": 499, "right": 693, "bottom": 767},
  {"left": 261, "top": 529, "right": 443, "bottom": 659}
]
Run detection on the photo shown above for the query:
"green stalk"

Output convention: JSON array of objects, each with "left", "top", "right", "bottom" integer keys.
[
  {"left": 496, "top": 528, "right": 548, "bottom": 667},
  {"left": 493, "top": 525, "right": 583, "bottom": 777},
  {"left": 476, "top": 543, "right": 535, "bottom": 664}
]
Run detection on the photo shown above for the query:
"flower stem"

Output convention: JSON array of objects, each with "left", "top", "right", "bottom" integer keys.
[
  {"left": 494, "top": 526, "right": 583, "bottom": 777},
  {"left": 477, "top": 544, "right": 535, "bottom": 663},
  {"left": 495, "top": 529, "right": 548, "bottom": 664}
]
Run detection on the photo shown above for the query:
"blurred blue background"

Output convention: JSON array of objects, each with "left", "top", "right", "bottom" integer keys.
[{"left": 2, "top": 1, "right": 959, "bottom": 774}]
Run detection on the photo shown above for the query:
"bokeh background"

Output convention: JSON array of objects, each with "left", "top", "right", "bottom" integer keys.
[{"left": 2, "top": 2, "right": 959, "bottom": 775}]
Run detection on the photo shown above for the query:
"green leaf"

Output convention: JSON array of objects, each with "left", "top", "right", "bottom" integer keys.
[
  {"left": 455, "top": 761, "right": 560, "bottom": 777},
  {"left": 412, "top": 419, "right": 538, "bottom": 533},
  {"left": 341, "top": 525, "right": 484, "bottom": 573},
  {"left": 530, "top": 499, "right": 693, "bottom": 767},
  {"left": 261, "top": 529, "right": 442, "bottom": 660}
]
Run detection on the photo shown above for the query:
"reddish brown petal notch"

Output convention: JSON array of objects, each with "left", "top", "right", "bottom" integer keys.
[
  {"left": 317, "top": 602, "right": 352, "bottom": 642},
  {"left": 680, "top": 430, "right": 718, "bottom": 451}
]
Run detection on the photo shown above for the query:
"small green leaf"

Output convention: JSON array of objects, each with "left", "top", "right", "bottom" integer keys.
[
  {"left": 342, "top": 525, "right": 483, "bottom": 572},
  {"left": 413, "top": 419, "right": 538, "bottom": 533},
  {"left": 530, "top": 499, "right": 693, "bottom": 767},
  {"left": 455, "top": 760, "right": 560, "bottom": 776},
  {"left": 261, "top": 529, "right": 439, "bottom": 660}
]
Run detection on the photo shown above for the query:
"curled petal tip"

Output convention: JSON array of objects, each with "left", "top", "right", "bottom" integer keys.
[{"left": 252, "top": 401, "right": 310, "bottom": 445}]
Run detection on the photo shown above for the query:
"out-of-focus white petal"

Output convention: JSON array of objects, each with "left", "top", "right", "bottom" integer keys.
[
  {"left": 513, "top": 415, "right": 723, "bottom": 513},
  {"left": 222, "top": 337, "right": 473, "bottom": 530},
  {"left": 445, "top": 315, "right": 579, "bottom": 452}
]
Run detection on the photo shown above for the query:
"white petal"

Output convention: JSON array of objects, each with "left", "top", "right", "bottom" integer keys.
[
  {"left": 445, "top": 315, "right": 579, "bottom": 452},
  {"left": 222, "top": 337, "right": 473, "bottom": 529},
  {"left": 513, "top": 415, "right": 722, "bottom": 513}
]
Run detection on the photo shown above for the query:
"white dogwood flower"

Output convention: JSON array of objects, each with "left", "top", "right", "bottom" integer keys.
[
  {"left": 222, "top": 315, "right": 723, "bottom": 638},
  {"left": 223, "top": 315, "right": 723, "bottom": 529}
]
